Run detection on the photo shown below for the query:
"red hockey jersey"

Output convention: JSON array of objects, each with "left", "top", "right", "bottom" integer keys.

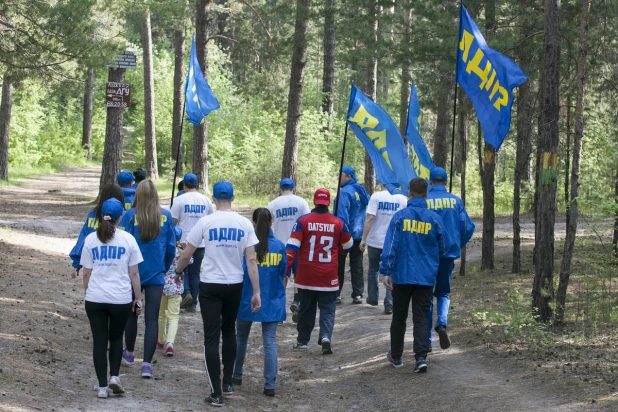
[{"left": 286, "top": 209, "right": 353, "bottom": 291}]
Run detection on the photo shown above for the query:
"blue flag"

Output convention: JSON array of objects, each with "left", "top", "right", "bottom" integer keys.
[
  {"left": 347, "top": 85, "right": 413, "bottom": 195},
  {"left": 185, "top": 36, "right": 220, "bottom": 125},
  {"left": 405, "top": 84, "right": 435, "bottom": 180},
  {"left": 456, "top": 4, "right": 527, "bottom": 151}
]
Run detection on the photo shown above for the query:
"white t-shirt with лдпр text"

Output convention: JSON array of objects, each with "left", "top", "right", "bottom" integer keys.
[
  {"left": 170, "top": 191, "right": 215, "bottom": 247},
  {"left": 80, "top": 230, "right": 144, "bottom": 304},
  {"left": 365, "top": 190, "right": 408, "bottom": 249},
  {"left": 267, "top": 194, "right": 311, "bottom": 244},
  {"left": 185, "top": 210, "right": 259, "bottom": 285}
]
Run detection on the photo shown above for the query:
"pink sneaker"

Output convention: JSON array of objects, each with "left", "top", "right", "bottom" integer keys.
[
  {"left": 157, "top": 340, "right": 164, "bottom": 350},
  {"left": 165, "top": 343, "right": 175, "bottom": 357}
]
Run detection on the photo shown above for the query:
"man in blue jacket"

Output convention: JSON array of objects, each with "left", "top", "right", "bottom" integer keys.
[
  {"left": 334, "top": 165, "right": 370, "bottom": 305},
  {"left": 381, "top": 178, "right": 447, "bottom": 373},
  {"left": 117, "top": 170, "right": 136, "bottom": 210},
  {"left": 426, "top": 167, "right": 475, "bottom": 350}
]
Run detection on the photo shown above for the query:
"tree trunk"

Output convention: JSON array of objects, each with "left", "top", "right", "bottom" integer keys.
[
  {"left": 433, "top": 90, "right": 450, "bottom": 168},
  {"left": 458, "top": 93, "right": 468, "bottom": 277},
  {"left": 281, "top": 0, "right": 311, "bottom": 181},
  {"left": 532, "top": 0, "right": 561, "bottom": 323},
  {"left": 614, "top": 166, "right": 618, "bottom": 257},
  {"left": 100, "top": 68, "right": 126, "bottom": 190},
  {"left": 365, "top": 57, "right": 377, "bottom": 195},
  {"left": 321, "top": 0, "right": 336, "bottom": 131},
  {"left": 193, "top": 0, "right": 212, "bottom": 191},
  {"left": 481, "top": 142, "right": 496, "bottom": 270},
  {"left": 0, "top": 76, "right": 13, "bottom": 181},
  {"left": 555, "top": 0, "right": 590, "bottom": 326},
  {"left": 171, "top": 29, "right": 186, "bottom": 178},
  {"left": 399, "top": 4, "right": 412, "bottom": 146},
  {"left": 142, "top": 7, "right": 158, "bottom": 179},
  {"left": 82, "top": 68, "right": 94, "bottom": 161},
  {"left": 564, "top": 95, "right": 571, "bottom": 207}
]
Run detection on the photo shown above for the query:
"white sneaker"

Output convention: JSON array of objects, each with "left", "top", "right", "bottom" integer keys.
[
  {"left": 97, "top": 386, "right": 109, "bottom": 398},
  {"left": 109, "top": 376, "right": 125, "bottom": 395}
]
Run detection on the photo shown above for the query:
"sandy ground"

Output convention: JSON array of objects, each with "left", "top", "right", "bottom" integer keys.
[{"left": 0, "top": 166, "right": 615, "bottom": 412}]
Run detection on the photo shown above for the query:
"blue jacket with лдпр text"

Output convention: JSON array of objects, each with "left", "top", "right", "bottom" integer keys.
[
  {"left": 380, "top": 197, "right": 451, "bottom": 286},
  {"left": 119, "top": 208, "right": 176, "bottom": 286},
  {"left": 334, "top": 178, "right": 370, "bottom": 240},
  {"left": 122, "top": 187, "right": 136, "bottom": 211},
  {"left": 426, "top": 185, "right": 475, "bottom": 259},
  {"left": 69, "top": 210, "right": 101, "bottom": 269},
  {"left": 238, "top": 230, "right": 287, "bottom": 323}
]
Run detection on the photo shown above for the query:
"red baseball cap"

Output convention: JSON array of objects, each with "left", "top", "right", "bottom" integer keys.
[{"left": 313, "top": 188, "right": 331, "bottom": 206}]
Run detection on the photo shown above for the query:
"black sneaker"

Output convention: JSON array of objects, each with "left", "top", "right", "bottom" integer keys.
[
  {"left": 205, "top": 394, "right": 223, "bottom": 407},
  {"left": 231, "top": 377, "right": 242, "bottom": 386},
  {"left": 263, "top": 388, "right": 275, "bottom": 397},
  {"left": 290, "top": 301, "right": 299, "bottom": 313},
  {"left": 436, "top": 325, "right": 451, "bottom": 349},
  {"left": 352, "top": 296, "right": 362, "bottom": 304},
  {"left": 336, "top": 297, "right": 342, "bottom": 305},
  {"left": 427, "top": 346, "right": 432, "bottom": 353},
  {"left": 321, "top": 337, "right": 333, "bottom": 355},
  {"left": 384, "top": 306, "right": 393, "bottom": 314},
  {"left": 222, "top": 384, "right": 234, "bottom": 395},
  {"left": 366, "top": 298, "right": 378, "bottom": 306},
  {"left": 292, "top": 312, "right": 298, "bottom": 323}
]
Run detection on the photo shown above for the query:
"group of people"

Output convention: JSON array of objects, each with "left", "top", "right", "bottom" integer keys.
[{"left": 70, "top": 163, "right": 474, "bottom": 406}]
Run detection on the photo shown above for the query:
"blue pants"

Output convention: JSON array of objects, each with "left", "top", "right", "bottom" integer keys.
[
  {"left": 367, "top": 246, "right": 392, "bottom": 308},
  {"left": 183, "top": 247, "right": 204, "bottom": 308},
  {"left": 296, "top": 289, "right": 337, "bottom": 345},
  {"left": 428, "top": 258, "right": 455, "bottom": 345},
  {"left": 233, "top": 320, "right": 278, "bottom": 390}
]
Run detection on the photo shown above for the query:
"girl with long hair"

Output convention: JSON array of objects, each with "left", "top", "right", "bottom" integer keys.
[
  {"left": 232, "top": 207, "right": 287, "bottom": 397},
  {"left": 81, "top": 198, "right": 143, "bottom": 398},
  {"left": 119, "top": 180, "right": 176, "bottom": 378}
]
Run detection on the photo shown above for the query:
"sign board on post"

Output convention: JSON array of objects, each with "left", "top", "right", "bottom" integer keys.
[
  {"left": 106, "top": 82, "right": 131, "bottom": 108},
  {"left": 105, "top": 51, "right": 137, "bottom": 69}
]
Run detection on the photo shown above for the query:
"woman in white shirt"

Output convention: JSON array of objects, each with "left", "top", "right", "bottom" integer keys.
[{"left": 81, "top": 198, "right": 144, "bottom": 398}]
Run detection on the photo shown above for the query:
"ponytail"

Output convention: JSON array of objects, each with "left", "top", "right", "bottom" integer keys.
[
  {"left": 96, "top": 215, "right": 116, "bottom": 243},
  {"left": 252, "top": 208, "right": 272, "bottom": 263}
]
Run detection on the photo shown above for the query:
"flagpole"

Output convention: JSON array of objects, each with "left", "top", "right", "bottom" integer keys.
[
  {"left": 334, "top": 121, "right": 349, "bottom": 216},
  {"left": 449, "top": 0, "right": 463, "bottom": 193},
  {"left": 170, "top": 100, "right": 186, "bottom": 208}
]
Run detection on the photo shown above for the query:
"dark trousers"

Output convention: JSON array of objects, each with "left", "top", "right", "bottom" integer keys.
[
  {"left": 296, "top": 288, "right": 337, "bottom": 345},
  {"left": 337, "top": 239, "right": 364, "bottom": 298},
  {"left": 183, "top": 247, "right": 205, "bottom": 308},
  {"left": 125, "top": 285, "right": 163, "bottom": 363},
  {"left": 390, "top": 284, "right": 433, "bottom": 360},
  {"left": 85, "top": 300, "right": 132, "bottom": 388},
  {"left": 199, "top": 282, "right": 243, "bottom": 396}
]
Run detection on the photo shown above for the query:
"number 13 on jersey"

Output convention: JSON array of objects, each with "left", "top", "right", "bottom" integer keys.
[{"left": 308, "top": 235, "right": 334, "bottom": 263}]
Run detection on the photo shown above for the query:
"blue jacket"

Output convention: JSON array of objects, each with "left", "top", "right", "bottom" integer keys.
[
  {"left": 426, "top": 185, "right": 475, "bottom": 259},
  {"left": 379, "top": 197, "right": 449, "bottom": 286},
  {"left": 122, "top": 187, "right": 136, "bottom": 211},
  {"left": 238, "top": 230, "right": 287, "bottom": 323},
  {"left": 69, "top": 210, "right": 99, "bottom": 269},
  {"left": 334, "top": 178, "right": 370, "bottom": 240},
  {"left": 119, "top": 208, "right": 176, "bottom": 286}
]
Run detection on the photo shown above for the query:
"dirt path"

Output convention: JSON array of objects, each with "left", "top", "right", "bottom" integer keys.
[{"left": 0, "top": 166, "right": 613, "bottom": 411}]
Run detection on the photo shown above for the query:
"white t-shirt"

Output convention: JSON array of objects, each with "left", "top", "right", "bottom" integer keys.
[
  {"left": 365, "top": 190, "right": 408, "bottom": 249},
  {"left": 267, "top": 194, "right": 311, "bottom": 244},
  {"left": 185, "top": 210, "right": 259, "bottom": 284},
  {"left": 170, "top": 191, "right": 215, "bottom": 247},
  {"left": 80, "top": 230, "right": 144, "bottom": 304}
]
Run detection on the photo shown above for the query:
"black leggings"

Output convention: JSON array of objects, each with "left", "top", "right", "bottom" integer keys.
[
  {"left": 85, "top": 300, "right": 132, "bottom": 388},
  {"left": 124, "top": 285, "right": 163, "bottom": 363}
]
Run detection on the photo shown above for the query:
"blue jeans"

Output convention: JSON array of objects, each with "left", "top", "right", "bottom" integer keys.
[
  {"left": 183, "top": 247, "right": 204, "bottom": 308},
  {"left": 296, "top": 289, "right": 337, "bottom": 345},
  {"left": 428, "top": 258, "right": 455, "bottom": 345},
  {"left": 233, "top": 320, "right": 278, "bottom": 390},
  {"left": 367, "top": 246, "right": 392, "bottom": 308}
]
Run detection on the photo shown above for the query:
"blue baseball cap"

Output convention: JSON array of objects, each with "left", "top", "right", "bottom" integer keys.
[
  {"left": 117, "top": 170, "right": 135, "bottom": 185},
  {"left": 213, "top": 181, "right": 234, "bottom": 200},
  {"left": 342, "top": 165, "right": 356, "bottom": 178},
  {"left": 430, "top": 167, "right": 448, "bottom": 183},
  {"left": 183, "top": 173, "right": 198, "bottom": 185},
  {"left": 173, "top": 226, "right": 183, "bottom": 242},
  {"left": 101, "top": 198, "right": 124, "bottom": 222},
  {"left": 280, "top": 178, "right": 295, "bottom": 190}
]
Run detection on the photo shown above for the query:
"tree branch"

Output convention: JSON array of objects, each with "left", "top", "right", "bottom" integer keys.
[{"left": 235, "top": 0, "right": 272, "bottom": 40}]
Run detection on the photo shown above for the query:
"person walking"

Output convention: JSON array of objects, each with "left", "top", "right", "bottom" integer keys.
[
  {"left": 334, "top": 165, "right": 369, "bottom": 304},
  {"left": 287, "top": 188, "right": 353, "bottom": 355},
  {"left": 359, "top": 182, "right": 408, "bottom": 314},
  {"left": 170, "top": 173, "right": 215, "bottom": 312},
  {"left": 174, "top": 181, "right": 261, "bottom": 407},
  {"left": 132, "top": 168, "right": 148, "bottom": 189},
  {"left": 425, "top": 167, "right": 475, "bottom": 350},
  {"left": 117, "top": 170, "right": 136, "bottom": 211},
  {"left": 70, "top": 184, "right": 125, "bottom": 279},
  {"left": 119, "top": 180, "right": 176, "bottom": 378},
  {"left": 266, "top": 178, "right": 310, "bottom": 321},
  {"left": 157, "top": 226, "right": 184, "bottom": 357},
  {"left": 232, "top": 208, "right": 286, "bottom": 397},
  {"left": 381, "top": 178, "right": 448, "bottom": 373},
  {"left": 81, "top": 198, "right": 143, "bottom": 398}
]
